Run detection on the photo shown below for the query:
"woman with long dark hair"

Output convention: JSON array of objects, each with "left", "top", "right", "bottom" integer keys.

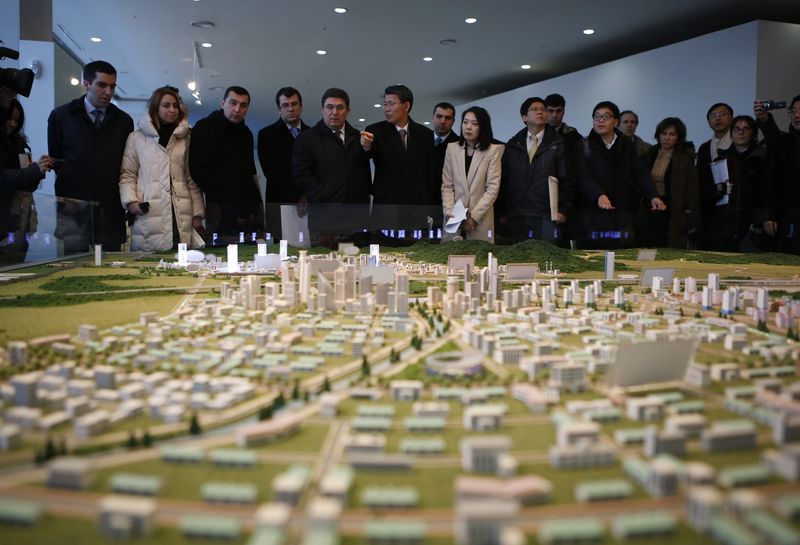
[{"left": 441, "top": 106, "right": 504, "bottom": 242}]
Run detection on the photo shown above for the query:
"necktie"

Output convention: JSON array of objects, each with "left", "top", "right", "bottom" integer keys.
[
  {"left": 399, "top": 128, "right": 408, "bottom": 150},
  {"left": 528, "top": 133, "right": 538, "bottom": 163},
  {"left": 435, "top": 135, "right": 442, "bottom": 146},
  {"left": 290, "top": 126, "right": 300, "bottom": 138},
  {"left": 92, "top": 109, "right": 103, "bottom": 130},
  {"left": 337, "top": 130, "right": 344, "bottom": 144}
]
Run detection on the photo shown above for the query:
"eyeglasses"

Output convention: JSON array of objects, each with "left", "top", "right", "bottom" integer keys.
[
  {"left": 383, "top": 101, "right": 399, "bottom": 109},
  {"left": 732, "top": 126, "right": 752, "bottom": 133},
  {"left": 528, "top": 107, "right": 546, "bottom": 113},
  {"left": 592, "top": 113, "right": 614, "bottom": 121},
  {"left": 789, "top": 108, "right": 800, "bottom": 115}
]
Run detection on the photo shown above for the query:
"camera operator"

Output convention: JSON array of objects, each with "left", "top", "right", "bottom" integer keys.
[
  {"left": 755, "top": 95, "right": 800, "bottom": 254},
  {"left": 0, "top": 86, "right": 53, "bottom": 190}
]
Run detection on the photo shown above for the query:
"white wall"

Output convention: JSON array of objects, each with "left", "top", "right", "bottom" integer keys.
[
  {"left": 755, "top": 20, "right": 800, "bottom": 130},
  {"left": 457, "top": 22, "right": 767, "bottom": 149}
]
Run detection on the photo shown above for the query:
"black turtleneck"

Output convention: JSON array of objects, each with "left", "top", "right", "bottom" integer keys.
[{"left": 158, "top": 122, "right": 176, "bottom": 148}]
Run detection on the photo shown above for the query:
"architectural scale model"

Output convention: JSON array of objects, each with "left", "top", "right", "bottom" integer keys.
[{"left": 0, "top": 241, "right": 799, "bottom": 545}]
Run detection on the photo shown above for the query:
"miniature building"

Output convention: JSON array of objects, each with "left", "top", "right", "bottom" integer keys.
[
  {"left": 306, "top": 496, "right": 342, "bottom": 533},
  {"left": 548, "top": 442, "right": 616, "bottom": 469},
  {"left": 390, "top": 380, "right": 423, "bottom": 401},
  {"left": 549, "top": 362, "right": 587, "bottom": 392},
  {"left": 611, "top": 511, "right": 676, "bottom": 541},
  {"left": 344, "top": 433, "right": 386, "bottom": 454},
  {"left": 626, "top": 396, "right": 665, "bottom": 421},
  {"left": 538, "top": 517, "right": 604, "bottom": 545},
  {"left": 463, "top": 405, "right": 505, "bottom": 431},
  {"left": 236, "top": 412, "right": 302, "bottom": 447},
  {"left": 254, "top": 502, "right": 292, "bottom": 531},
  {"left": 647, "top": 457, "right": 681, "bottom": 497},
  {"left": 98, "top": 495, "right": 156, "bottom": 539},
  {"left": 46, "top": 457, "right": 95, "bottom": 490},
  {"left": 11, "top": 372, "right": 38, "bottom": 407},
  {"left": 454, "top": 499, "right": 519, "bottom": 545},
  {"left": 764, "top": 444, "right": 800, "bottom": 481},
  {"left": 0, "top": 423, "right": 22, "bottom": 451},
  {"left": 665, "top": 413, "right": 707, "bottom": 438},
  {"left": 701, "top": 420, "right": 757, "bottom": 452},
  {"left": 557, "top": 421, "right": 600, "bottom": 447},
  {"left": 412, "top": 401, "right": 450, "bottom": 418},
  {"left": 272, "top": 465, "right": 310, "bottom": 505},
  {"left": 319, "top": 465, "right": 354, "bottom": 502},
  {"left": 574, "top": 479, "right": 633, "bottom": 502},
  {"left": 460, "top": 436, "right": 512, "bottom": 473},
  {"left": 644, "top": 426, "right": 686, "bottom": 457},
  {"left": 686, "top": 486, "right": 724, "bottom": 531}
]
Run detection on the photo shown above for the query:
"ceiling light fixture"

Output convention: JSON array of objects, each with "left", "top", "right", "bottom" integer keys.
[
  {"left": 195, "top": 99, "right": 202, "bottom": 105},
  {"left": 582, "top": 28, "right": 595, "bottom": 35},
  {"left": 439, "top": 38, "right": 457, "bottom": 46},
  {"left": 201, "top": 42, "right": 212, "bottom": 48},
  {"left": 423, "top": 57, "right": 433, "bottom": 62},
  {"left": 90, "top": 36, "right": 102, "bottom": 43},
  {"left": 374, "top": 104, "right": 381, "bottom": 108},
  {"left": 423, "top": 121, "right": 430, "bottom": 125},
  {"left": 521, "top": 64, "right": 531, "bottom": 70},
  {"left": 191, "top": 20, "right": 215, "bottom": 29},
  {"left": 316, "top": 50, "right": 327, "bottom": 55},
  {"left": 70, "top": 77, "right": 79, "bottom": 86},
  {"left": 465, "top": 17, "right": 477, "bottom": 24},
  {"left": 358, "top": 118, "right": 365, "bottom": 122},
  {"left": 187, "top": 81, "right": 197, "bottom": 91},
  {"left": 334, "top": 7, "right": 347, "bottom": 14}
]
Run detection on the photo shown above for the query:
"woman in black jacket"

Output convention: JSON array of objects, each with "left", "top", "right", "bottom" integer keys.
[
  {"left": 578, "top": 101, "right": 666, "bottom": 248},
  {"left": 702, "top": 115, "right": 768, "bottom": 252}
]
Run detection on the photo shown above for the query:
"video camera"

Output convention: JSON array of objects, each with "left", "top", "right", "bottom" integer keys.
[{"left": 0, "top": 44, "right": 35, "bottom": 98}]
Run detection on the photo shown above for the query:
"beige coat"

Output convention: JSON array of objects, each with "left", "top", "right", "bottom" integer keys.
[
  {"left": 441, "top": 142, "right": 504, "bottom": 242},
  {"left": 119, "top": 116, "right": 204, "bottom": 251}
]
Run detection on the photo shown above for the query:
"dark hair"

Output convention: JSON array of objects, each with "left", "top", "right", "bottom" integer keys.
[
  {"left": 460, "top": 106, "right": 493, "bottom": 151},
  {"left": 147, "top": 86, "right": 185, "bottom": 129},
  {"left": 384, "top": 84, "right": 413, "bottom": 111},
  {"left": 433, "top": 102, "right": 455, "bottom": 116},
  {"left": 654, "top": 117, "right": 687, "bottom": 146},
  {"left": 519, "top": 97, "right": 546, "bottom": 117},
  {"left": 1, "top": 98, "right": 26, "bottom": 147},
  {"left": 706, "top": 102, "right": 733, "bottom": 119},
  {"left": 620, "top": 110, "right": 639, "bottom": 124},
  {"left": 224, "top": 86, "right": 250, "bottom": 101},
  {"left": 545, "top": 94, "right": 566, "bottom": 108},
  {"left": 791, "top": 94, "right": 800, "bottom": 110},
  {"left": 592, "top": 101, "right": 620, "bottom": 119},
  {"left": 730, "top": 115, "right": 757, "bottom": 145},
  {"left": 83, "top": 60, "right": 116, "bottom": 84},
  {"left": 275, "top": 87, "right": 302, "bottom": 107},
  {"left": 321, "top": 87, "right": 350, "bottom": 108}
]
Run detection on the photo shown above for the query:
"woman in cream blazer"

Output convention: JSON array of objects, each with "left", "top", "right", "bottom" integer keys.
[{"left": 441, "top": 106, "right": 504, "bottom": 242}]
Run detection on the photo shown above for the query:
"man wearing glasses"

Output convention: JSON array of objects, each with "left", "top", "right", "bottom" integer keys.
[
  {"left": 754, "top": 95, "right": 800, "bottom": 254},
  {"left": 697, "top": 103, "right": 734, "bottom": 248},
  {"left": 497, "top": 97, "right": 576, "bottom": 243}
]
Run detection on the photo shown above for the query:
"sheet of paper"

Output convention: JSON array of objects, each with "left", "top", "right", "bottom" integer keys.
[
  {"left": 710, "top": 159, "right": 728, "bottom": 185},
  {"left": 548, "top": 176, "right": 559, "bottom": 221},
  {"left": 445, "top": 199, "right": 468, "bottom": 234}
]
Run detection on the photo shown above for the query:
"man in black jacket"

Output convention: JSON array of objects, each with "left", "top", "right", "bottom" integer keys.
[
  {"left": 499, "top": 97, "right": 576, "bottom": 242},
  {"left": 360, "top": 84, "right": 436, "bottom": 235},
  {"left": 292, "top": 88, "right": 371, "bottom": 243},
  {"left": 696, "top": 102, "right": 733, "bottom": 249},
  {"left": 189, "top": 85, "right": 264, "bottom": 243},
  {"left": 47, "top": 60, "right": 133, "bottom": 253},
  {"left": 257, "top": 86, "right": 309, "bottom": 239}
]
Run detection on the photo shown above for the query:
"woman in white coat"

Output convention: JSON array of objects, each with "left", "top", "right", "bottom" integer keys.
[
  {"left": 120, "top": 86, "right": 204, "bottom": 251},
  {"left": 441, "top": 106, "right": 504, "bottom": 242}
]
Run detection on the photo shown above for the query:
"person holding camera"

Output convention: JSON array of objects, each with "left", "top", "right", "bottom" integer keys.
[
  {"left": 119, "top": 86, "right": 204, "bottom": 252},
  {"left": 755, "top": 95, "right": 800, "bottom": 254}
]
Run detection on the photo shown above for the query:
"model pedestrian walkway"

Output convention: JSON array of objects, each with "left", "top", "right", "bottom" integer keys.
[
  {"left": 110, "top": 473, "right": 163, "bottom": 496},
  {"left": 0, "top": 497, "right": 42, "bottom": 525},
  {"left": 181, "top": 514, "right": 241, "bottom": 539},
  {"left": 201, "top": 482, "right": 258, "bottom": 503}
]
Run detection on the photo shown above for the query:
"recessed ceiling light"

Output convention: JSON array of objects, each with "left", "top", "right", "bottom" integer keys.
[
  {"left": 583, "top": 28, "right": 595, "bottom": 35},
  {"left": 187, "top": 81, "right": 197, "bottom": 91},
  {"left": 358, "top": 118, "right": 365, "bottom": 122},
  {"left": 201, "top": 42, "right": 212, "bottom": 48},
  {"left": 374, "top": 104, "right": 381, "bottom": 108},
  {"left": 521, "top": 64, "right": 531, "bottom": 70},
  {"left": 90, "top": 37, "right": 102, "bottom": 43},
  {"left": 423, "top": 57, "right": 433, "bottom": 62},
  {"left": 316, "top": 50, "right": 327, "bottom": 55},
  {"left": 195, "top": 99, "right": 202, "bottom": 105},
  {"left": 69, "top": 77, "right": 79, "bottom": 86},
  {"left": 465, "top": 17, "right": 477, "bottom": 24},
  {"left": 439, "top": 38, "right": 457, "bottom": 46},
  {"left": 191, "top": 20, "right": 215, "bottom": 29},
  {"left": 208, "top": 86, "right": 224, "bottom": 91},
  {"left": 334, "top": 7, "right": 347, "bottom": 14},
  {"left": 423, "top": 121, "right": 431, "bottom": 125}
]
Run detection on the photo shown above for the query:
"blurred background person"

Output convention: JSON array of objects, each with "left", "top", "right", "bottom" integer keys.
[
  {"left": 619, "top": 110, "right": 650, "bottom": 157},
  {"left": 638, "top": 117, "right": 701, "bottom": 248},
  {"left": 441, "top": 106, "right": 503, "bottom": 242},
  {"left": 578, "top": 101, "right": 665, "bottom": 248},
  {"left": 0, "top": 98, "right": 52, "bottom": 257},
  {"left": 755, "top": 95, "right": 800, "bottom": 254},
  {"left": 119, "top": 86, "right": 204, "bottom": 252}
]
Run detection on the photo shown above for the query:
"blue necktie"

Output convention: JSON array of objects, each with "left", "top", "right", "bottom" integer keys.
[
  {"left": 435, "top": 136, "right": 442, "bottom": 146},
  {"left": 290, "top": 126, "right": 300, "bottom": 138},
  {"left": 92, "top": 109, "right": 103, "bottom": 130}
]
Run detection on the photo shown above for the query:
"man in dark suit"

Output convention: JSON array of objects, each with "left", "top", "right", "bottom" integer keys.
[
  {"left": 257, "top": 86, "right": 310, "bottom": 240},
  {"left": 696, "top": 102, "right": 733, "bottom": 249},
  {"left": 430, "top": 102, "right": 459, "bottom": 206},
  {"left": 292, "top": 88, "right": 371, "bottom": 245},
  {"left": 47, "top": 60, "right": 133, "bottom": 253},
  {"left": 360, "top": 84, "right": 435, "bottom": 235}
]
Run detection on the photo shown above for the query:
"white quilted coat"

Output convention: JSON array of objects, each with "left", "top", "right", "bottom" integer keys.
[{"left": 119, "top": 115, "right": 204, "bottom": 251}]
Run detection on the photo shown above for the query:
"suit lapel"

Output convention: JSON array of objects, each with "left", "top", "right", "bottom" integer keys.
[{"left": 454, "top": 145, "right": 468, "bottom": 195}]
